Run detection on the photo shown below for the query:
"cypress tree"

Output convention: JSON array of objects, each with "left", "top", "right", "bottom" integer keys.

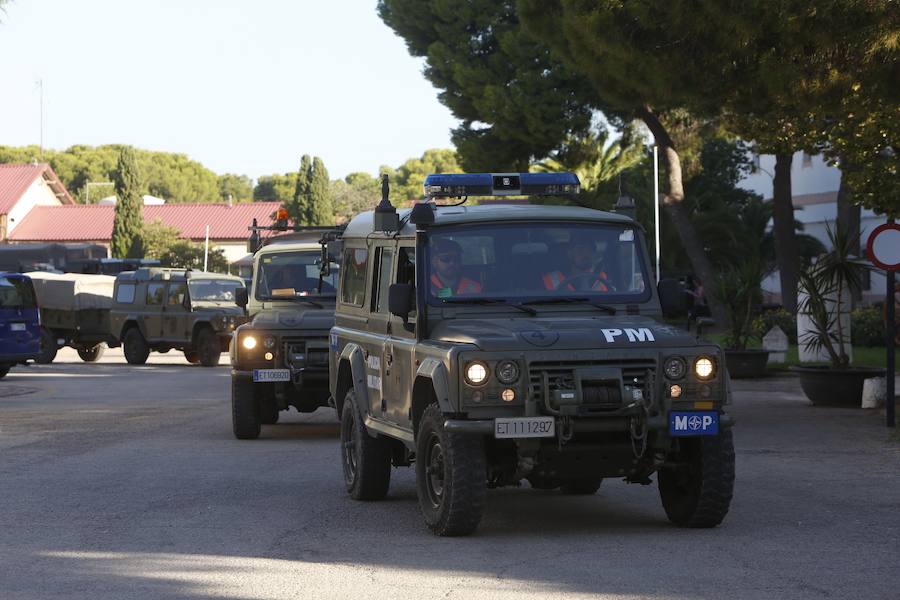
[
  {"left": 286, "top": 155, "right": 312, "bottom": 225},
  {"left": 306, "top": 157, "right": 334, "bottom": 226},
  {"left": 110, "top": 147, "right": 145, "bottom": 259}
]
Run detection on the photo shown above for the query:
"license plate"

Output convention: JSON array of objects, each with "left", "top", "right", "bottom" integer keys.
[
  {"left": 252, "top": 369, "right": 290, "bottom": 383},
  {"left": 495, "top": 416, "right": 555, "bottom": 439},
  {"left": 9, "top": 323, "right": 26, "bottom": 331},
  {"left": 669, "top": 411, "right": 719, "bottom": 436}
]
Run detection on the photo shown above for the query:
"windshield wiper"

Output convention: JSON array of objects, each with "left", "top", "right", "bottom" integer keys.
[
  {"left": 263, "top": 296, "right": 324, "bottom": 308},
  {"left": 522, "top": 297, "right": 617, "bottom": 315},
  {"left": 441, "top": 297, "right": 537, "bottom": 316}
]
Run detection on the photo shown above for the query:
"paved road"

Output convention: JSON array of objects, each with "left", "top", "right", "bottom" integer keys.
[{"left": 1, "top": 348, "right": 898, "bottom": 600}]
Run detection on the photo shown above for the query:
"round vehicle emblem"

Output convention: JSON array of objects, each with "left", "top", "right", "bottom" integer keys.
[
  {"left": 519, "top": 329, "right": 559, "bottom": 347},
  {"left": 279, "top": 313, "right": 302, "bottom": 327},
  {"left": 688, "top": 415, "right": 703, "bottom": 430}
]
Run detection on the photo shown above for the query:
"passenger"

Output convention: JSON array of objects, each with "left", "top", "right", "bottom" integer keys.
[
  {"left": 543, "top": 232, "right": 610, "bottom": 292},
  {"left": 430, "top": 238, "right": 481, "bottom": 297}
]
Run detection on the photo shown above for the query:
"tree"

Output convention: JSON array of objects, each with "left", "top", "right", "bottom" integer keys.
[
  {"left": 285, "top": 155, "right": 312, "bottom": 224},
  {"left": 142, "top": 219, "right": 181, "bottom": 258},
  {"left": 217, "top": 174, "right": 254, "bottom": 203},
  {"left": 157, "top": 240, "right": 228, "bottom": 273},
  {"left": 332, "top": 172, "right": 380, "bottom": 223},
  {"left": 306, "top": 157, "right": 334, "bottom": 225},
  {"left": 253, "top": 173, "right": 297, "bottom": 201},
  {"left": 385, "top": 148, "right": 461, "bottom": 204},
  {"left": 110, "top": 147, "right": 145, "bottom": 259}
]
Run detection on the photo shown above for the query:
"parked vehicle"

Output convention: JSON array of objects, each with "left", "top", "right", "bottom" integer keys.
[
  {"left": 27, "top": 272, "right": 119, "bottom": 363},
  {"left": 0, "top": 243, "right": 107, "bottom": 274},
  {"left": 109, "top": 268, "right": 248, "bottom": 366},
  {"left": 0, "top": 273, "right": 42, "bottom": 377}
]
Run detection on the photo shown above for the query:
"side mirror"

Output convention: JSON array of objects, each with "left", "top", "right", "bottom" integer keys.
[
  {"left": 182, "top": 294, "right": 192, "bottom": 311},
  {"left": 235, "top": 287, "right": 248, "bottom": 309},
  {"left": 657, "top": 278, "right": 687, "bottom": 317},
  {"left": 388, "top": 283, "right": 413, "bottom": 321}
]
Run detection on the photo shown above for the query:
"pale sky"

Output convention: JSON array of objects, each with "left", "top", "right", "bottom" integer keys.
[{"left": 0, "top": 0, "right": 459, "bottom": 180}]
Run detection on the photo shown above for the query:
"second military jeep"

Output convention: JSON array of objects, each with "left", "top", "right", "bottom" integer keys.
[
  {"left": 110, "top": 268, "right": 247, "bottom": 366},
  {"left": 230, "top": 227, "right": 341, "bottom": 439},
  {"left": 330, "top": 173, "right": 735, "bottom": 536}
]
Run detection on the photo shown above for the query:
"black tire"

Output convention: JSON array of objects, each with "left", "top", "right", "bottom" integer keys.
[
  {"left": 526, "top": 475, "right": 561, "bottom": 490},
  {"left": 0, "top": 364, "right": 10, "bottom": 379},
  {"left": 36, "top": 328, "right": 57, "bottom": 364},
  {"left": 122, "top": 328, "right": 150, "bottom": 365},
  {"left": 560, "top": 478, "right": 603, "bottom": 495},
  {"left": 658, "top": 429, "right": 735, "bottom": 528},
  {"left": 259, "top": 391, "right": 279, "bottom": 425},
  {"left": 196, "top": 328, "right": 220, "bottom": 367},
  {"left": 416, "top": 403, "right": 486, "bottom": 536},
  {"left": 76, "top": 344, "right": 105, "bottom": 362},
  {"left": 184, "top": 350, "right": 200, "bottom": 364},
  {"left": 232, "top": 375, "right": 260, "bottom": 439},
  {"left": 340, "top": 390, "right": 391, "bottom": 501}
]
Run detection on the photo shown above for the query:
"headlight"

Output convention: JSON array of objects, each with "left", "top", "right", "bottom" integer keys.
[
  {"left": 263, "top": 336, "right": 276, "bottom": 349},
  {"left": 664, "top": 356, "right": 687, "bottom": 380},
  {"left": 495, "top": 360, "right": 520, "bottom": 384},
  {"left": 465, "top": 361, "right": 489, "bottom": 386},
  {"left": 694, "top": 356, "right": 716, "bottom": 380},
  {"left": 242, "top": 336, "right": 257, "bottom": 350}
]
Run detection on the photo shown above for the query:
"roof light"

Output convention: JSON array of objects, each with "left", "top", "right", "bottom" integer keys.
[{"left": 423, "top": 172, "right": 580, "bottom": 198}]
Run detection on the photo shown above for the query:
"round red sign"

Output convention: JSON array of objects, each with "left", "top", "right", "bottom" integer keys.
[{"left": 866, "top": 222, "right": 900, "bottom": 271}]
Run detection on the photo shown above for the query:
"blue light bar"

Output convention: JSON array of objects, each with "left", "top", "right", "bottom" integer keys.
[{"left": 423, "top": 172, "right": 581, "bottom": 198}]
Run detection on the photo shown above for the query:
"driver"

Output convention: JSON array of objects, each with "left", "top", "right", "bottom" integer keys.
[
  {"left": 543, "top": 232, "right": 610, "bottom": 292},
  {"left": 430, "top": 238, "right": 481, "bottom": 297}
]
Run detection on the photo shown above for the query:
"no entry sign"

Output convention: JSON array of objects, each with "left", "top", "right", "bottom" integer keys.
[{"left": 867, "top": 222, "right": 900, "bottom": 271}]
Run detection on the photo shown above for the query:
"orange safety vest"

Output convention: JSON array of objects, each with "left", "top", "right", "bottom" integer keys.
[
  {"left": 542, "top": 270, "right": 609, "bottom": 292},
  {"left": 431, "top": 274, "right": 482, "bottom": 295}
]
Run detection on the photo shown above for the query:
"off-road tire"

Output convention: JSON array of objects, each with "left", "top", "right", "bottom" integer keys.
[
  {"left": 340, "top": 390, "right": 391, "bottom": 500},
  {"left": 77, "top": 344, "right": 105, "bottom": 362},
  {"left": 36, "top": 328, "right": 57, "bottom": 364},
  {"left": 196, "top": 328, "right": 220, "bottom": 367},
  {"left": 0, "top": 364, "right": 10, "bottom": 379},
  {"left": 416, "top": 403, "right": 487, "bottom": 536},
  {"left": 184, "top": 350, "right": 200, "bottom": 364},
  {"left": 560, "top": 478, "right": 603, "bottom": 495},
  {"left": 658, "top": 429, "right": 735, "bottom": 528},
  {"left": 259, "top": 390, "right": 279, "bottom": 425},
  {"left": 122, "top": 328, "right": 150, "bottom": 365},
  {"left": 526, "top": 475, "right": 561, "bottom": 490},
  {"left": 232, "top": 375, "right": 260, "bottom": 439}
]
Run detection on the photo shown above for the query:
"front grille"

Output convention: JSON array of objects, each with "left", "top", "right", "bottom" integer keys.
[
  {"left": 281, "top": 336, "right": 329, "bottom": 371},
  {"left": 529, "top": 359, "right": 656, "bottom": 414}
]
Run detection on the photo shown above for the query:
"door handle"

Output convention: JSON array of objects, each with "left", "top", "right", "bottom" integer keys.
[{"left": 385, "top": 353, "right": 393, "bottom": 366}]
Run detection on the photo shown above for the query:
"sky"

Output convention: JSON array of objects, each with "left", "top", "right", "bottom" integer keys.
[{"left": 0, "top": 0, "right": 460, "bottom": 180}]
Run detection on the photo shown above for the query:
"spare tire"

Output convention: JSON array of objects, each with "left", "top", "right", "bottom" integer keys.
[{"left": 77, "top": 344, "right": 105, "bottom": 362}]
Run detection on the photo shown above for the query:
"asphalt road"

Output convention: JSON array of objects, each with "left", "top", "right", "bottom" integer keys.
[{"left": 1, "top": 348, "right": 898, "bottom": 600}]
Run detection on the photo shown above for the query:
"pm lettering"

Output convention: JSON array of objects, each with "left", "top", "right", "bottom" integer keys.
[{"left": 602, "top": 327, "right": 655, "bottom": 343}]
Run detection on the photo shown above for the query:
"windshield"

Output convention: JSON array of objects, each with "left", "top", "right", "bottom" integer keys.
[
  {"left": 254, "top": 251, "right": 339, "bottom": 300},
  {"left": 0, "top": 276, "right": 38, "bottom": 309},
  {"left": 188, "top": 279, "right": 243, "bottom": 302},
  {"left": 427, "top": 223, "right": 649, "bottom": 304}
]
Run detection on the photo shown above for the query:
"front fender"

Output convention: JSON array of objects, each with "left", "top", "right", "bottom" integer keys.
[
  {"left": 338, "top": 342, "right": 369, "bottom": 415},
  {"left": 416, "top": 357, "right": 453, "bottom": 413}
]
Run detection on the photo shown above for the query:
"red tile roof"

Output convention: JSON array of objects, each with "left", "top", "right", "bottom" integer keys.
[
  {"left": 0, "top": 163, "right": 75, "bottom": 214},
  {"left": 8, "top": 202, "right": 283, "bottom": 242}
]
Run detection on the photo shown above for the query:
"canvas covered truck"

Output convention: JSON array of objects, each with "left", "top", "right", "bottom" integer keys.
[{"left": 26, "top": 272, "right": 118, "bottom": 363}]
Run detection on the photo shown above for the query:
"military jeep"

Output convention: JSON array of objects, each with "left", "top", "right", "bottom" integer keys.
[
  {"left": 109, "top": 268, "right": 246, "bottom": 366},
  {"left": 230, "top": 227, "right": 341, "bottom": 439},
  {"left": 330, "top": 173, "right": 735, "bottom": 536}
]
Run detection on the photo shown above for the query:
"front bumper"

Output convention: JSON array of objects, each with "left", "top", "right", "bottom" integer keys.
[
  {"left": 0, "top": 351, "right": 41, "bottom": 364},
  {"left": 444, "top": 413, "right": 735, "bottom": 435}
]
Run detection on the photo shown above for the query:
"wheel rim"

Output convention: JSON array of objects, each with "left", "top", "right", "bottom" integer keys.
[
  {"left": 342, "top": 415, "right": 358, "bottom": 485},
  {"left": 424, "top": 433, "right": 445, "bottom": 508}
]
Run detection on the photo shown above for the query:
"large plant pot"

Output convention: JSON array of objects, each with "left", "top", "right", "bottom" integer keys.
[
  {"left": 724, "top": 349, "right": 770, "bottom": 379},
  {"left": 789, "top": 366, "right": 886, "bottom": 407}
]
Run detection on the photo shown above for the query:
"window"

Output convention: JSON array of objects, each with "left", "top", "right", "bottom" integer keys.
[
  {"left": 167, "top": 283, "right": 188, "bottom": 306},
  {"left": 0, "top": 276, "right": 37, "bottom": 308},
  {"left": 340, "top": 247, "right": 368, "bottom": 306},
  {"left": 116, "top": 283, "right": 136, "bottom": 304},
  {"left": 372, "top": 248, "right": 394, "bottom": 313},
  {"left": 146, "top": 283, "right": 165, "bottom": 305},
  {"left": 254, "top": 251, "right": 339, "bottom": 301},
  {"left": 189, "top": 279, "right": 242, "bottom": 302}
]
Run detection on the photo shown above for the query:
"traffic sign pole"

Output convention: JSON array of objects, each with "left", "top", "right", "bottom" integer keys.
[
  {"left": 867, "top": 219, "right": 899, "bottom": 428},
  {"left": 887, "top": 267, "right": 895, "bottom": 428}
]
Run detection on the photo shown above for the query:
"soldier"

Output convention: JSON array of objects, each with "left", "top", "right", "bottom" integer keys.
[
  {"left": 543, "top": 231, "right": 610, "bottom": 292},
  {"left": 430, "top": 238, "right": 481, "bottom": 296}
]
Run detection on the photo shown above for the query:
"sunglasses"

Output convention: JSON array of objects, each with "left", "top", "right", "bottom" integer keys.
[{"left": 436, "top": 253, "right": 462, "bottom": 264}]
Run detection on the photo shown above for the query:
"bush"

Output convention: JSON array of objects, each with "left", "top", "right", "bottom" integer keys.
[
  {"left": 851, "top": 307, "right": 885, "bottom": 347},
  {"left": 752, "top": 308, "right": 797, "bottom": 344}
]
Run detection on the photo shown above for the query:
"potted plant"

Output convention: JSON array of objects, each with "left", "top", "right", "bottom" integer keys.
[
  {"left": 791, "top": 224, "right": 884, "bottom": 406},
  {"left": 714, "top": 258, "right": 770, "bottom": 378}
]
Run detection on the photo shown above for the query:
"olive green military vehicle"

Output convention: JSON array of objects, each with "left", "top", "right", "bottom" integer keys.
[
  {"left": 109, "top": 268, "right": 247, "bottom": 366},
  {"left": 230, "top": 227, "right": 341, "bottom": 439},
  {"left": 330, "top": 173, "right": 735, "bottom": 536}
]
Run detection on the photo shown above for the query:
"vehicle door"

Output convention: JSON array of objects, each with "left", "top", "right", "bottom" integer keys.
[
  {"left": 0, "top": 275, "right": 41, "bottom": 357},
  {"left": 367, "top": 243, "right": 395, "bottom": 419},
  {"left": 144, "top": 282, "right": 166, "bottom": 340},
  {"left": 382, "top": 244, "right": 417, "bottom": 427},
  {"left": 163, "top": 281, "right": 191, "bottom": 344}
]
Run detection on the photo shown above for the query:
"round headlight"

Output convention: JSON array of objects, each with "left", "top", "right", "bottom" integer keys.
[
  {"left": 496, "top": 360, "right": 520, "bottom": 384},
  {"left": 465, "top": 361, "right": 489, "bottom": 386},
  {"left": 694, "top": 356, "right": 716, "bottom": 380},
  {"left": 664, "top": 356, "right": 687, "bottom": 380},
  {"left": 263, "top": 336, "right": 276, "bottom": 349},
  {"left": 242, "top": 336, "right": 257, "bottom": 350}
]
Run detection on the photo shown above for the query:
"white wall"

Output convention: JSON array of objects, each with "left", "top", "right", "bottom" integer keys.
[
  {"left": 739, "top": 151, "right": 843, "bottom": 199},
  {"left": 7, "top": 176, "right": 63, "bottom": 234}
]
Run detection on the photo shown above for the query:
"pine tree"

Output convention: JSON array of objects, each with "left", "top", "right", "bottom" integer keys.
[
  {"left": 306, "top": 157, "right": 334, "bottom": 226},
  {"left": 286, "top": 155, "right": 312, "bottom": 225},
  {"left": 110, "top": 147, "right": 145, "bottom": 259}
]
